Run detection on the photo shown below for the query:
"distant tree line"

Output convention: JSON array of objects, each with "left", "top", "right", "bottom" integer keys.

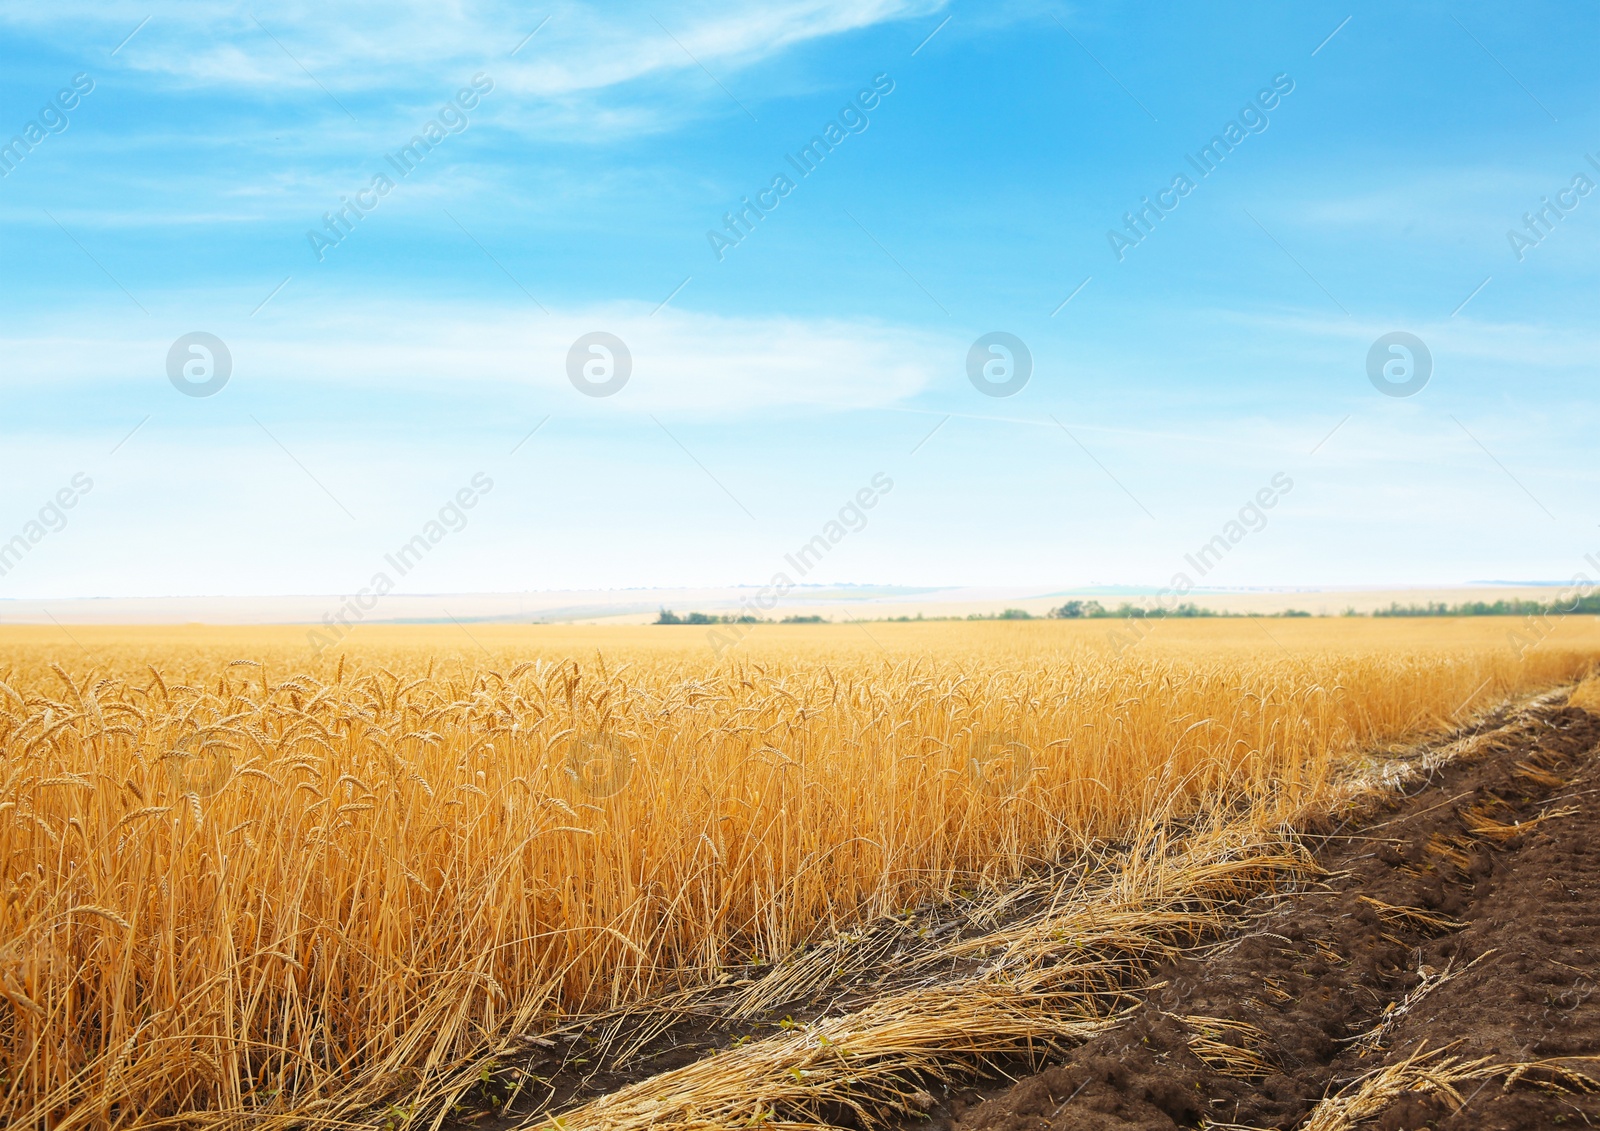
[
  {"left": 1371, "top": 595, "right": 1600, "bottom": 617},
  {"left": 1046, "top": 595, "right": 1600, "bottom": 619},
  {"left": 656, "top": 595, "right": 1599, "bottom": 627},
  {"left": 1047, "top": 600, "right": 1263, "bottom": 618},
  {"left": 655, "top": 609, "right": 826, "bottom": 625}
]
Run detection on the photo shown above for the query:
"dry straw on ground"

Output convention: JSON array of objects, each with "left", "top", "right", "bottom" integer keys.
[
  {"left": 1, "top": 619, "right": 1596, "bottom": 1128},
  {"left": 1294, "top": 1045, "right": 1600, "bottom": 1131},
  {"left": 523, "top": 820, "right": 1311, "bottom": 1131}
]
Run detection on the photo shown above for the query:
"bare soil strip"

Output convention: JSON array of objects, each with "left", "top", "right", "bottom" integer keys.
[
  {"left": 943, "top": 696, "right": 1600, "bottom": 1131},
  {"left": 455, "top": 818, "right": 1311, "bottom": 1129},
  {"left": 446, "top": 693, "right": 1600, "bottom": 1131}
]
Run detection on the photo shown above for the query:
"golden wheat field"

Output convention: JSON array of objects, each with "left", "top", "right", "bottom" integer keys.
[{"left": 3, "top": 616, "right": 1598, "bottom": 1129}]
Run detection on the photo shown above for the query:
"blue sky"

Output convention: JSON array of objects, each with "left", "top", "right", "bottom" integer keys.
[{"left": 1, "top": 1, "right": 1597, "bottom": 600}]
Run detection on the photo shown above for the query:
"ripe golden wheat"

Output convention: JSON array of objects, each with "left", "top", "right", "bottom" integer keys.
[{"left": 1, "top": 619, "right": 1595, "bottom": 1127}]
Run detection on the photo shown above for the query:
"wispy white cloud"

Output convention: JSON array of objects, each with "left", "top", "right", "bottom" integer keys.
[
  {"left": 0, "top": 298, "right": 952, "bottom": 413},
  {"left": 9, "top": 1, "right": 944, "bottom": 95},
  {"left": 2, "top": 1, "right": 948, "bottom": 151}
]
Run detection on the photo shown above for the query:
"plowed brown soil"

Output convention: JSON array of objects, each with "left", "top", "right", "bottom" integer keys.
[
  {"left": 941, "top": 699, "right": 1600, "bottom": 1131},
  {"left": 458, "top": 694, "right": 1600, "bottom": 1131}
]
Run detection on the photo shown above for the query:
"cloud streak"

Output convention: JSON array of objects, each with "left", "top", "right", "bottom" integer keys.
[
  {"left": 8, "top": 2, "right": 944, "bottom": 96},
  {"left": 0, "top": 298, "right": 951, "bottom": 413}
]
